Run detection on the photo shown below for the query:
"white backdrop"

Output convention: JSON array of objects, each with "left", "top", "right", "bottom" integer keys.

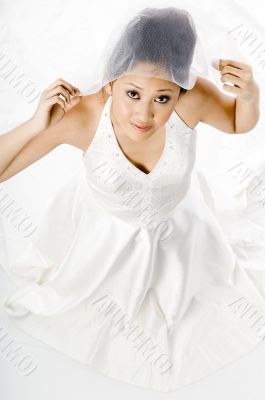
[{"left": 1, "top": 0, "right": 265, "bottom": 398}]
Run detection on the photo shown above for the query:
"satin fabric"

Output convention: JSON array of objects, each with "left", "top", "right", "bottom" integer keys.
[{"left": 2, "top": 96, "right": 265, "bottom": 392}]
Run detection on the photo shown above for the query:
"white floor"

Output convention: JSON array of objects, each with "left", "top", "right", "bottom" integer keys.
[
  {"left": 1, "top": 267, "right": 265, "bottom": 400},
  {"left": 1, "top": 0, "right": 265, "bottom": 398}
]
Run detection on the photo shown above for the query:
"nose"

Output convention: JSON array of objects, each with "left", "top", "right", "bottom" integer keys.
[{"left": 134, "top": 102, "right": 153, "bottom": 123}]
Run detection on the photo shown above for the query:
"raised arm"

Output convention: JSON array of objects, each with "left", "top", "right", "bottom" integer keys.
[
  {"left": 197, "top": 77, "right": 236, "bottom": 133},
  {"left": 199, "top": 59, "right": 260, "bottom": 133},
  {"left": 0, "top": 118, "right": 44, "bottom": 175},
  {"left": 0, "top": 100, "right": 88, "bottom": 183},
  {"left": 0, "top": 79, "right": 82, "bottom": 174},
  {"left": 0, "top": 78, "right": 91, "bottom": 182}
]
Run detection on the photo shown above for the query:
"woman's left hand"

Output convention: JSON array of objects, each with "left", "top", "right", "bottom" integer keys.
[{"left": 212, "top": 58, "right": 259, "bottom": 102}]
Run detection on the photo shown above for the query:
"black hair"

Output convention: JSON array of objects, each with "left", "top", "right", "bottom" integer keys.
[
  {"left": 179, "top": 87, "right": 187, "bottom": 96},
  {"left": 103, "top": 7, "right": 196, "bottom": 94}
]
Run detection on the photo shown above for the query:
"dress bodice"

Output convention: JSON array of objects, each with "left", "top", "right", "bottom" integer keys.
[{"left": 82, "top": 95, "right": 197, "bottom": 230}]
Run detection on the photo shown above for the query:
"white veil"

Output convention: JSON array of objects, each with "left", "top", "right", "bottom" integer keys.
[{"left": 77, "top": 2, "right": 211, "bottom": 95}]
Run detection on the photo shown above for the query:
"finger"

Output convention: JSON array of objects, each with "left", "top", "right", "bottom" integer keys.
[
  {"left": 64, "top": 95, "right": 81, "bottom": 110},
  {"left": 45, "top": 78, "right": 79, "bottom": 96},
  {"left": 220, "top": 65, "right": 246, "bottom": 79},
  {"left": 221, "top": 73, "right": 242, "bottom": 87},
  {"left": 45, "top": 79, "right": 73, "bottom": 95},
  {"left": 45, "top": 86, "right": 71, "bottom": 104},
  {"left": 219, "top": 59, "right": 252, "bottom": 71},
  {"left": 56, "top": 79, "right": 80, "bottom": 96},
  {"left": 223, "top": 84, "right": 241, "bottom": 96},
  {"left": 46, "top": 95, "right": 66, "bottom": 112}
]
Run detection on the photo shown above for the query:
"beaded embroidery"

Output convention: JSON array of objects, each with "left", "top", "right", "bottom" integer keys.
[{"left": 83, "top": 96, "right": 197, "bottom": 230}]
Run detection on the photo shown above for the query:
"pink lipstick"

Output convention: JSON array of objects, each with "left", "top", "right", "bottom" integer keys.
[{"left": 131, "top": 122, "right": 152, "bottom": 132}]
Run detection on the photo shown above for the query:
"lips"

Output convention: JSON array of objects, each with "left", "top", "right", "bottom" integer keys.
[{"left": 131, "top": 122, "right": 152, "bottom": 132}]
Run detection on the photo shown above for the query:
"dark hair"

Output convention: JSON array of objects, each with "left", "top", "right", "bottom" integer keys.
[
  {"left": 179, "top": 87, "right": 187, "bottom": 96},
  {"left": 103, "top": 7, "right": 196, "bottom": 92}
]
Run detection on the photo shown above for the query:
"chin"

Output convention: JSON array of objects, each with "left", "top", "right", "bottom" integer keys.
[
  {"left": 131, "top": 133, "right": 153, "bottom": 143},
  {"left": 130, "top": 127, "right": 152, "bottom": 138}
]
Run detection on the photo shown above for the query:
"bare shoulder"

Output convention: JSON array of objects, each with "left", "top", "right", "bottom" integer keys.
[
  {"left": 191, "top": 77, "right": 236, "bottom": 133},
  {"left": 62, "top": 87, "right": 109, "bottom": 153},
  {"left": 175, "top": 76, "right": 236, "bottom": 133},
  {"left": 174, "top": 77, "right": 205, "bottom": 129}
]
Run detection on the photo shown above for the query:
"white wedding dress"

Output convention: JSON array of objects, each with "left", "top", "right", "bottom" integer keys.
[{"left": 2, "top": 95, "right": 265, "bottom": 392}]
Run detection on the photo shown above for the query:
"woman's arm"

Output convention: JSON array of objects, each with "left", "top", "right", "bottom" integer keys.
[
  {"left": 235, "top": 83, "right": 260, "bottom": 133},
  {"left": 0, "top": 78, "right": 82, "bottom": 176},
  {"left": 202, "top": 59, "right": 260, "bottom": 134},
  {"left": 198, "top": 77, "right": 236, "bottom": 133},
  {"left": 0, "top": 118, "right": 43, "bottom": 176},
  {"left": 0, "top": 101, "right": 87, "bottom": 183},
  {"left": 0, "top": 78, "right": 85, "bottom": 182}
]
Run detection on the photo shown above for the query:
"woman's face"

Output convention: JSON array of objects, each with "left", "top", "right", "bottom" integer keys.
[{"left": 105, "top": 66, "right": 180, "bottom": 142}]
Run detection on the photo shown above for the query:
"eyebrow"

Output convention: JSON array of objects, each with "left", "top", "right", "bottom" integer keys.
[{"left": 125, "top": 82, "right": 174, "bottom": 92}]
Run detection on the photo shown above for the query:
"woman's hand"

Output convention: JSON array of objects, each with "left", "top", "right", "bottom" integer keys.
[
  {"left": 212, "top": 58, "right": 260, "bottom": 132},
  {"left": 212, "top": 58, "right": 260, "bottom": 102},
  {"left": 30, "top": 78, "right": 82, "bottom": 132}
]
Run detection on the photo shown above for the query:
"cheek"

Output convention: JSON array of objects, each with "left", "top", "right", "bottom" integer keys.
[
  {"left": 157, "top": 111, "right": 169, "bottom": 125},
  {"left": 164, "top": 108, "right": 175, "bottom": 123},
  {"left": 118, "top": 103, "right": 132, "bottom": 123}
]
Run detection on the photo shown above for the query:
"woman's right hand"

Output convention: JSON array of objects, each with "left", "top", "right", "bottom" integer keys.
[{"left": 30, "top": 78, "right": 82, "bottom": 132}]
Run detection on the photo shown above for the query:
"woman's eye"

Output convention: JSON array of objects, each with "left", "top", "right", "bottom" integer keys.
[
  {"left": 156, "top": 96, "right": 170, "bottom": 103},
  {"left": 127, "top": 90, "right": 139, "bottom": 99},
  {"left": 126, "top": 91, "right": 170, "bottom": 103}
]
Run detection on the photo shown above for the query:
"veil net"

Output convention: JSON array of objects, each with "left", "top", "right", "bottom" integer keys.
[{"left": 79, "top": 5, "right": 210, "bottom": 96}]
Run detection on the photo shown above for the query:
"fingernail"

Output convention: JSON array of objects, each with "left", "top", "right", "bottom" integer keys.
[{"left": 211, "top": 58, "right": 219, "bottom": 69}]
